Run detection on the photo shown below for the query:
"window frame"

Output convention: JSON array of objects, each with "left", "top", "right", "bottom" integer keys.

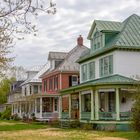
[{"left": 99, "top": 55, "right": 113, "bottom": 77}]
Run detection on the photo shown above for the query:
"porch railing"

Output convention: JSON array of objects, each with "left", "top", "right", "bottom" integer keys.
[
  {"left": 81, "top": 112, "right": 91, "bottom": 120},
  {"left": 42, "top": 112, "right": 53, "bottom": 118},
  {"left": 62, "top": 112, "right": 69, "bottom": 119},
  {"left": 99, "top": 112, "right": 116, "bottom": 120},
  {"left": 120, "top": 111, "right": 131, "bottom": 121}
]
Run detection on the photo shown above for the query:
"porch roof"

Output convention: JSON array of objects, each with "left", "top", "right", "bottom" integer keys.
[{"left": 60, "top": 74, "right": 137, "bottom": 94}]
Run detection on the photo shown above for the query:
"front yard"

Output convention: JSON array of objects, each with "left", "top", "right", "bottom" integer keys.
[{"left": 0, "top": 120, "right": 139, "bottom": 140}]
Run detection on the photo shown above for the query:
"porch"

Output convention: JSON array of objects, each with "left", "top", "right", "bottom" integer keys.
[
  {"left": 60, "top": 87, "right": 134, "bottom": 122},
  {"left": 35, "top": 95, "right": 59, "bottom": 121}
]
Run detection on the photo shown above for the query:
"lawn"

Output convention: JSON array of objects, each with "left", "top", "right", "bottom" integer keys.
[{"left": 0, "top": 120, "right": 139, "bottom": 140}]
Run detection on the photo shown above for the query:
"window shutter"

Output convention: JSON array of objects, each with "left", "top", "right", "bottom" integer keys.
[
  {"left": 109, "top": 55, "right": 113, "bottom": 74},
  {"left": 99, "top": 59, "right": 102, "bottom": 77},
  {"left": 69, "top": 76, "right": 72, "bottom": 87}
]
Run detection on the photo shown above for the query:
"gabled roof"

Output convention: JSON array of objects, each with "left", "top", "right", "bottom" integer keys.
[
  {"left": 88, "top": 20, "right": 121, "bottom": 39},
  {"left": 48, "top": 52, "right": 68, "bottom": 60},
  {"left": 79, "top": 14, "right": 140, "bottom": 63},
  {"left": 60, "top": 74, "right": 137, "bottom": 94},
  {"left": 26, "top": 65, "right": 43, "bottom": 72},
  {"left": 20, "top": 64, "right": 49, "bottom": 86},
  {"left": 53, "top": 45, "right": 89, "bottom": 72}
]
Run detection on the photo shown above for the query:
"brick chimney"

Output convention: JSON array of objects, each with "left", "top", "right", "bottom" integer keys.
[{"left": 77, "top": 35, "right": 83, "bottom": 46}]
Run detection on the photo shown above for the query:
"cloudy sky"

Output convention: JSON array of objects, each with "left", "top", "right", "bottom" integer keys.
[{"left": 13, "top": 0, "right": 140, "bottom": 68}]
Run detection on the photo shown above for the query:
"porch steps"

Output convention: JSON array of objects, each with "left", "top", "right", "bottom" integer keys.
[{"left": 60, "top": 120, "right": 70, "bottom": 128}]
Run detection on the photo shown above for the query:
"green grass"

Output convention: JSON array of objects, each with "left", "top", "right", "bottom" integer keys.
[
  {"left": 0, "top": 120, "right": 139, "bottom": 140},
  {"left": 101, "top": 131, "right": 140, "bottom": 140},
  {"left": 0, "top": 120, "right": 47, "bottom": 131}
]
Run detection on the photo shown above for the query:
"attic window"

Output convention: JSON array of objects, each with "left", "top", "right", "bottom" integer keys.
[
  {"left": 55, "top": 60, "right": 63, "bottom": 68},
  {"left": 93, "top": 31, "right": 103, "bottom": 51}
]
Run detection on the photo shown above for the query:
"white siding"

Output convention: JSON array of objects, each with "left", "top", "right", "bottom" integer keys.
[
  {"left": 80, "top": 52, "right": 114, "bottom": 83},
  {"left": 114, "top": 50, "right": 140, "bottom": 78}
]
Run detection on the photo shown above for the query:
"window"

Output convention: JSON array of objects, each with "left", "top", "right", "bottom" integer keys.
[
  {"left": 44, "top": 80, "right": 47, "bottom": 92},
  {"left": 54, "top": 98, "right": 58, "bottom": 111},
  {"left": 55, "top": 60, "right": 63, "bottom": 68},
  {"left": 81, "top": 64, "right": 87, "bottom": 82},
  {"left": 49, "top": 78, "right": 53, "bottom": 90},
  {"left": 99, "top": 55, "right": 113, "bottom": 77},
  {"left": 54, "top": 77, "right": 58, "bottom": 90},
  {"left": 30, "top": 86, "right": 32, "bottom": 94},
  {"left": 36, "top": 98, "right": 40, "bottom": 113},
  {"left": 69, "top": 75, "right": 78, "bottom": 87},
  {"left": 81, "top": 61, "right": 95, "bottom": 82},
  {"left": 42, "top": 97, "right": 53, "bottom": 112},
  {"left": 93, "top": 30, "right": 103, "bottom": 51},
  {"left": 33, "top": 85, "right": 38, "bottom": 94},
  {"left": 82, "top": 94, "right": 91, "bottom": 112},
  {"left": 25, "top": 87, "right": 26, "bottom": 96},
  {"left": 89, "top": 62, "right": 95, "bottom": 80}
]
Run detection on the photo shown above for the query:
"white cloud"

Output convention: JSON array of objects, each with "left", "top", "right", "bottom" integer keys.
[{"left": 13, "top": 0, "right": 140, "bottom": 67}]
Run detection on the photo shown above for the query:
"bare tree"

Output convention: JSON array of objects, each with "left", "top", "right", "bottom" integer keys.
[{"left": 0, "top": 0, "right": 56, "bottom": 76}]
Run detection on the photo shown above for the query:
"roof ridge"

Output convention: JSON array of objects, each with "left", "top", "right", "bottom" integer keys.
[{"left": 95, "top": 19, "right": 121, "bottom": 23}]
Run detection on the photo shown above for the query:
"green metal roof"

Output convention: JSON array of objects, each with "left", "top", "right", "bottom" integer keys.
[
  {"left": 88, "top": 20, "right": 121, "bottom": 39},
  {"left": 60, "top": 74, "right": 137, "bottom": 94},
  {"left": 115, "top": 14, "right": 140, "bottom": 47},
  {"left": 78, "top": 14, "right": 140, "bottom": 63},
  {"left": 95, "top": 20, "right": 122, "bottom": 32}
]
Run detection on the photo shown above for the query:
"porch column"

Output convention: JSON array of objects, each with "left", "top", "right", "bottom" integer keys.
[
  {"left": 19, "top": 102, "right": 22, "bottom": 117},
  {"left": 69, "top": 94, "right": 71, "bottom": 119},
  {"left": 29, "top": 102, "right": 31, "bottom": 118},
  {"left": 12, "top": 104, "right": 14, "bottom": 115},
  {"left": 91, "top": 90, "right": 94, "bottom": 120},
  {"left": 59, "top": 96, "right": 62, "bottom": 119},
  {"left": 79, "top": 92, "right": 81, "bottom": 120},
  {"left": 35, "top": 99, "right": 37, "bottom": 116},
  {"left": 116, "top": 88, "right": 120, "bottom": 121},
  {"left": 40, "top": 97, "right": 42, "bottom": 118},
  {"left": 95, "top": 90, "right": 99, "bottom": 120}
]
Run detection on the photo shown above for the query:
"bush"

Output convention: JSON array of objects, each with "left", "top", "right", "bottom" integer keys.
[
  {"left": 70, "top": 120, "right": 81, "bottom": 128},
  {"left": 0, "top": 112, "right": 2, "bottom": 118},
  {"left": 49, "top": 120, "right": 60, "bottom": 127},
  {"left": 11, "top": 113, "right": 21, "bottom": 121},
  {"left": 132, "top": 87, "right": 140, "bottom": 132},
  {"left": 81, "top": 123, "right": 93, "bottom": 130},
  {"left": 1, "top": 107, "right": 11, "bottom": 120}
]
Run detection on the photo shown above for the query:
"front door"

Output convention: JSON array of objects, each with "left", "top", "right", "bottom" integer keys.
[{"left": 71, "top": 93, "right": 79, "bottom": 119}]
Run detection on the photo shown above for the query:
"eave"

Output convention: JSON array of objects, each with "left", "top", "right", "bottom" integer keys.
[{"left": 77, "top": 46, "right": 140, "bottom": 64}]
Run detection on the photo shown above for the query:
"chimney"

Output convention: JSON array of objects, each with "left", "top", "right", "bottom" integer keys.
[{"left": 77, "top": 35, "right": 83, "bottom": 46}]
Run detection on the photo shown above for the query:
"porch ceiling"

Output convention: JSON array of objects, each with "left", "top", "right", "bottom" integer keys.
[{"left": 60, "top": 74, "right": 137, "bottom": 94}]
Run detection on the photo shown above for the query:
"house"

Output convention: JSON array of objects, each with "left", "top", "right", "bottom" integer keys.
[
  {"left": 60, "top": 14, "right": 140, "bottom": 131},
  {"left": 38, "top": 35, "right": 89, "bottom": 120},
  {"left": 7, "top": 81, "right": 24, "bottom": 117},
  {"left": 17, "top": 65, "right": 44, "bottom": 119}
]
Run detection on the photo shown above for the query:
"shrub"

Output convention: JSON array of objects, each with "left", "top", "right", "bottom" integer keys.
[
  {"left": 11, "top": 113, "right": 21, "bottom": 121},
  {"left": 132, "top": 87, "right": 140, "bottom": 132},
  {"left": 1, "top": 107, "right": 11, "bottom": 120},
  {"left": 81, "top": 123, "right": 93, "bottom": 130},
  {"left": 70, "top": 120, "right": 80, "bottom": 128},
  {"left": 49, "top": 120, "right": 60, "bottom": 127}
]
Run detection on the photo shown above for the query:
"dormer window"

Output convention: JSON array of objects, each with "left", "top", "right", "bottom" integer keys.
[{"left": 93, "top": 30, "right": 103, "bottom": 51}]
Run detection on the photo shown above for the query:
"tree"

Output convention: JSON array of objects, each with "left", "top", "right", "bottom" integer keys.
[
  {"left": 132, "top": 83, "right": 140, "bottom": 132},
  {"left": 0, "top": 0, "right": 56, "bottom": 76},
  {"left": 0, "top": 77, "right": 15, "bottom": 104}
]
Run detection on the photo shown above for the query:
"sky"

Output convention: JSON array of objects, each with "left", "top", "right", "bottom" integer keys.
[{"left": 13, "top": 0, "right": 140, "bottom": 69}]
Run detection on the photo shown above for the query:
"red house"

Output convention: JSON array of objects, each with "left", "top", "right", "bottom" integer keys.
[{"left": 40, "top": 36, "right": 89, "bottom": 120}]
